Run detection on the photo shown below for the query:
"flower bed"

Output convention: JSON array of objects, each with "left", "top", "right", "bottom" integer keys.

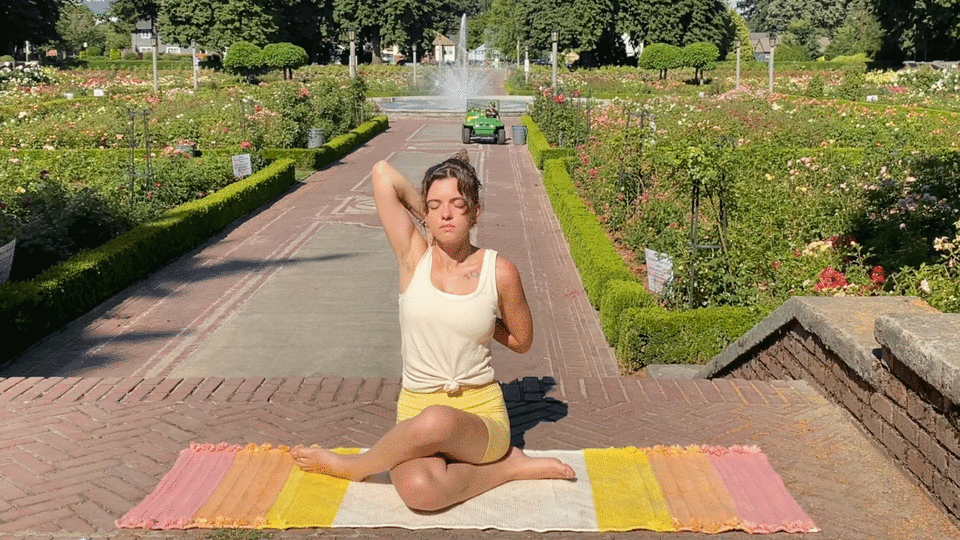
[{"left": 532, "top": 88, "right": 960, "bottom": 337}]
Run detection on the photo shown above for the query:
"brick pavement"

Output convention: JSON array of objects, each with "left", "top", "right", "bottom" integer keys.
[{"left": 1, "top": 118, "right": 959, "bottom": 539}]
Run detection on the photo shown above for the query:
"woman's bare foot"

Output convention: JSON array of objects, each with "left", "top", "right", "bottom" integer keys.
[
  {"left": 290, "top": 446, "right": 365, "bottom": 481},
  {"left": 501, "top": 447, "right": 576, "bottom": 481}
]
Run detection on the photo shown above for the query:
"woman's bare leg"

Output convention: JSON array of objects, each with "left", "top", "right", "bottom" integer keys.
[
  {"left": 291, "top": 404, "right": 491, "bottom": 481},
  {"left": 390, "top": 447, "right": 576, "bottom": 511}
]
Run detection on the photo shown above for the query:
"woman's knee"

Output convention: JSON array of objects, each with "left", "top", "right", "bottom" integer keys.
[
  {"left": 408, "top": 405, "right": 459, "bottom": 447},
  {"left": 391, "top": 466, "right": 447, "bottom": 511}
]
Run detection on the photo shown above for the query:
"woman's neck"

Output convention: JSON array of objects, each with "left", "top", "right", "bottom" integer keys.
[{"left": 433, "top": 240, "right": 477, "bottom": 266}]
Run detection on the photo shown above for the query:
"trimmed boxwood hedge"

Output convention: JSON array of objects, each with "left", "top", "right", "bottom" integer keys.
[
  {"left": 542, "top": 158, "right": 636, "bottom": 308},
  {"left": 600, "top": 279, "right": 657, "bottom": 342},
  {"left": 262, "top": 115, "right": 388, "bottom": 169},
  {"left": 520, "top": 115, "right": 575, "bottom": 169},
  {"left": 615, "top": 306, "right": 764, "bottom": 369}
]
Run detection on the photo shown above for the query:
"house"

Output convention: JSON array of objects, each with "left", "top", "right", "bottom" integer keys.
[
  {"left": 749, "top": 32, "right": 772, "bottom": 61},
  {"left": 433, "top": 34, "right": 456, "bottom": 64},
  {"left": 468, "top": 44, "right": 486, "bottom": 64},
  {"left": 130, "top": 20, "right": 189, "bottom": 54}
]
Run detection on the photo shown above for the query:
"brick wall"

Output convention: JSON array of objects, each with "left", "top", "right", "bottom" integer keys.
[{"left": 713, "top": 320, "right": 960, "bottom": 526}]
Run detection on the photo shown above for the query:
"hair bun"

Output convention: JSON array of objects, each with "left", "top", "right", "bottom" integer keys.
[{"left": 453, "top": 149, "right": 469, "bottom": 164}]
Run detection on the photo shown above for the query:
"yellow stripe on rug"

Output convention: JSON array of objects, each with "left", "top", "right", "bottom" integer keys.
[
  {"left": 583, "top": 447, "right": 673, "bottom": 532},
  {"left": 263, "top": 448, "right": 361, "bottom": 528}
]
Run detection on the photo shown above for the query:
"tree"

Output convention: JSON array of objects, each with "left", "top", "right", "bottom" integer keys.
[
  {"left": 208, "top": 0, "right": 277, "bottom": 51},
  {"left": 619, "top": 0, "right": 729, "bottom": 51},
  {"left": 157, "top": 0, "right": 217, "bottom": 50},
  {"left": 825, "top": 0, "right": 882, "bottom": 60},
  {"left": 260, "top": 42, "right": 308, "bottom": 78},
  {"left": 782, "top": 18, "right": 821, "bottom": 60},
  {"left": 639, "top": 42, "right": 682, "bottom": 79},
  {"left": 56, "top": 2, "right": 104, "bottom": 56},
  {"left": 513, "top": 0, "right": 614, "bottom": 55},
  {"left": 0, "top": 0, "right": 61, "bottom": 57},
  {"left": 870, "top": 0, "right": 960, "bottom": 60},
  {"left": 683, "top": 41, "right": 719, "bottom": 83},
  {"left": 737, "top": 0, "right": 847, "bottom": 35}
]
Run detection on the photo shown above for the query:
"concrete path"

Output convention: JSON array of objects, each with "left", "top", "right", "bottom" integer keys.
[{"left": 0, "top": 118, "right": 958, "bottom": 539}]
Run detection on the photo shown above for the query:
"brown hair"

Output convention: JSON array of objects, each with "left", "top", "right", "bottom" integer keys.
[{"left": 421, "top": 149, "right": 481, "bottom": 216}]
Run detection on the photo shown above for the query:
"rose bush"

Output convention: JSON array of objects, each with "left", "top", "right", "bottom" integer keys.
[{"left": 565, "top": 90, "right": 960, "bottom": 312}]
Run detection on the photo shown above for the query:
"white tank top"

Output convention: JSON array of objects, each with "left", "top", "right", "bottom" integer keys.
[{"left": 399, "top": 246, "right": 500, "bottom": 393}]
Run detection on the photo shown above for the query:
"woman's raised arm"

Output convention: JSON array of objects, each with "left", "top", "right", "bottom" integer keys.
[{"left": 372, "top": 161, "right": 428, "bottom": 279}]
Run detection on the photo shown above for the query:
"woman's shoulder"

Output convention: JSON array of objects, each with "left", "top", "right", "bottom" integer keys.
[{"left": 491, "top": 251, "right": 521, "bottom": 286}]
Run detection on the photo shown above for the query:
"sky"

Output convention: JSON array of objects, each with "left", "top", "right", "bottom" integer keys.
[{"left": 84, "top": 0, "right": 110, "bottom": 15}]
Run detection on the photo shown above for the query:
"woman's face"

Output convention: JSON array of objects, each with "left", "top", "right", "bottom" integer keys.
[{"left": 424, "top": 177, "right": 476, "bottom": 242}]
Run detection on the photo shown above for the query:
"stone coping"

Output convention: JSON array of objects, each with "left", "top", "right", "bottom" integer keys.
[
  {"left": 876, "top": 312, "right": 960, "bottom": 403},
  {"left": 699, "top": 296, "right": 938, "bottom": 388}
]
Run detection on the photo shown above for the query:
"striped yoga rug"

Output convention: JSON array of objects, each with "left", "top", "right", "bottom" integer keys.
[{"left": 116, "top": 442, "right": 818, "bottom": 534}]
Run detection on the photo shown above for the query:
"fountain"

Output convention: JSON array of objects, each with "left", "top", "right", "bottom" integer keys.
[{"left": 373, "top": 14, "right": 531, "bottom": 116}]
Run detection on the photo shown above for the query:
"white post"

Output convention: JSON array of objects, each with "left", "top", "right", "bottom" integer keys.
[
  {"left": 768, "top": 45, "right": 775, "bottom": 92},
  {"left": 737, "top": 41, "right": 740, "bottom": 90},
  {"left": 551, "top": 31, "right": 558, "bottom": 93},
  {"left": 349, "top": 29, "right": 357, "bottom": 78},
  {"left": 767, "top": 33, "right": 776, "bottom": 93},
  {"left": 524, "top": 46, "right": 529, "bottom": 84},
  {"left": 192, "top": 41, "right": 199, "bottom": 90},
  {"left": 25, "top": 41, "right": 30, "bottom": 63},
  {"left": 412, "top": 43, "right": 417, "bottom": 89},
  {"left": 152, "top": 25, "right": 159, "bottom": 92}
]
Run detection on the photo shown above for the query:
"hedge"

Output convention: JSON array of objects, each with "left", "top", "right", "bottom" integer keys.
[
  {"left": 262, "top": 115, "right": 389, "bottom": 169},
  {"left": 615, "top": 306, "right": 765, "bottom": 370},
  {"left": 0, "top": 159, "right": 296, "bottom": 364},
  {"left": 542, "top": 158, "right": 636, "bottom": 308},
  {"left": 520, "top": 115, "right": 575, "bottom": 169},
  {"left": 599, "top": 279, "right": 657, "bottom": 343}
]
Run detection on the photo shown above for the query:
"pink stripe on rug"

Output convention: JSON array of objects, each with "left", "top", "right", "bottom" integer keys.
[
  {"left": 116, "top": 442, "right": 241, "bottom": 529},
  {"left": 703, "top": 445, "right": 819, "bottom": 533}
]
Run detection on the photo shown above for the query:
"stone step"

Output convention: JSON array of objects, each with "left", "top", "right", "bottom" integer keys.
[{"left": 0, "top": 375, "right": 821, "bottom": 407}]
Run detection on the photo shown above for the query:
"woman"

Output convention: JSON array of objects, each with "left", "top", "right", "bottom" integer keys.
[{"left": 291, "top": 151, "right": 575, "bottom": 512}]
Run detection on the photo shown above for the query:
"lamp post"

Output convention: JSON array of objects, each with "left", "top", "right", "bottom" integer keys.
[
  {"left": 735, "top": 37, "right": 742, "bottom": 90},
  {"left": 348, "top": 28, "right": 357, "bottom": 78},
  {"left": 551, "top": 29, "right": 559, "bottom": 94},
  {"left": 768, "top": 31, "right": 776, "bottom": 93},
  {"left": 524, "top": 44, "right": 529, "bottom": 85},
  {"left": 412, "top": 43, "right": 417, "bottom": 89}
]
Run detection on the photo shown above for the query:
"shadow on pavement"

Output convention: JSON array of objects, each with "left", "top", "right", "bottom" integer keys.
[{"left": 502, "top": 376, "right": 568, "bottom": 448}]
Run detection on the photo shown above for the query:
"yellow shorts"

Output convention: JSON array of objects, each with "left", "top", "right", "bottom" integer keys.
[{"left": 396, "top": 382, "right": 511, "bottom": 464}]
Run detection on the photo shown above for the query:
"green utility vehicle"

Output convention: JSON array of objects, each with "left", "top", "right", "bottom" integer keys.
[{"left": 462, "top": 99, "right": 506, "bottom": 144}]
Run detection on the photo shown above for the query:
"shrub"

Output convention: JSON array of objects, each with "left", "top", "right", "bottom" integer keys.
[
  {"left": 122, "top": 51, "right": 139, "bottom": 60},
  {"left": 639, "top": 43, "right": 682, "bottom": 79},
  {"left": 0, "top": 55, "right": 14, "bottom": 63},
  {"left": 260, "top": 42, "right": 308, "bottom": 80},
  {"left": 224, "top": 41, "right": 264, "bottom": 80},
  {"left": 682, "top": 42, "right": 719, "bottom": 83},
  {"left": 837, "top": 63, "right": 866, "bottom": 101},
  {"left": 109, "top": 48, "right": 122, "bottom": 60},
  {"left": 773, "top": 44, "right": 808, "bottom": 62},
  {"left": 527, "top": 91, "right": 591, "bottom": 148},
  {"left": 87, "top": 45, "right": 103, "bottom": 57},
  {"left": 805, "top": 74, "right": 825, "bottom": 98}
]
